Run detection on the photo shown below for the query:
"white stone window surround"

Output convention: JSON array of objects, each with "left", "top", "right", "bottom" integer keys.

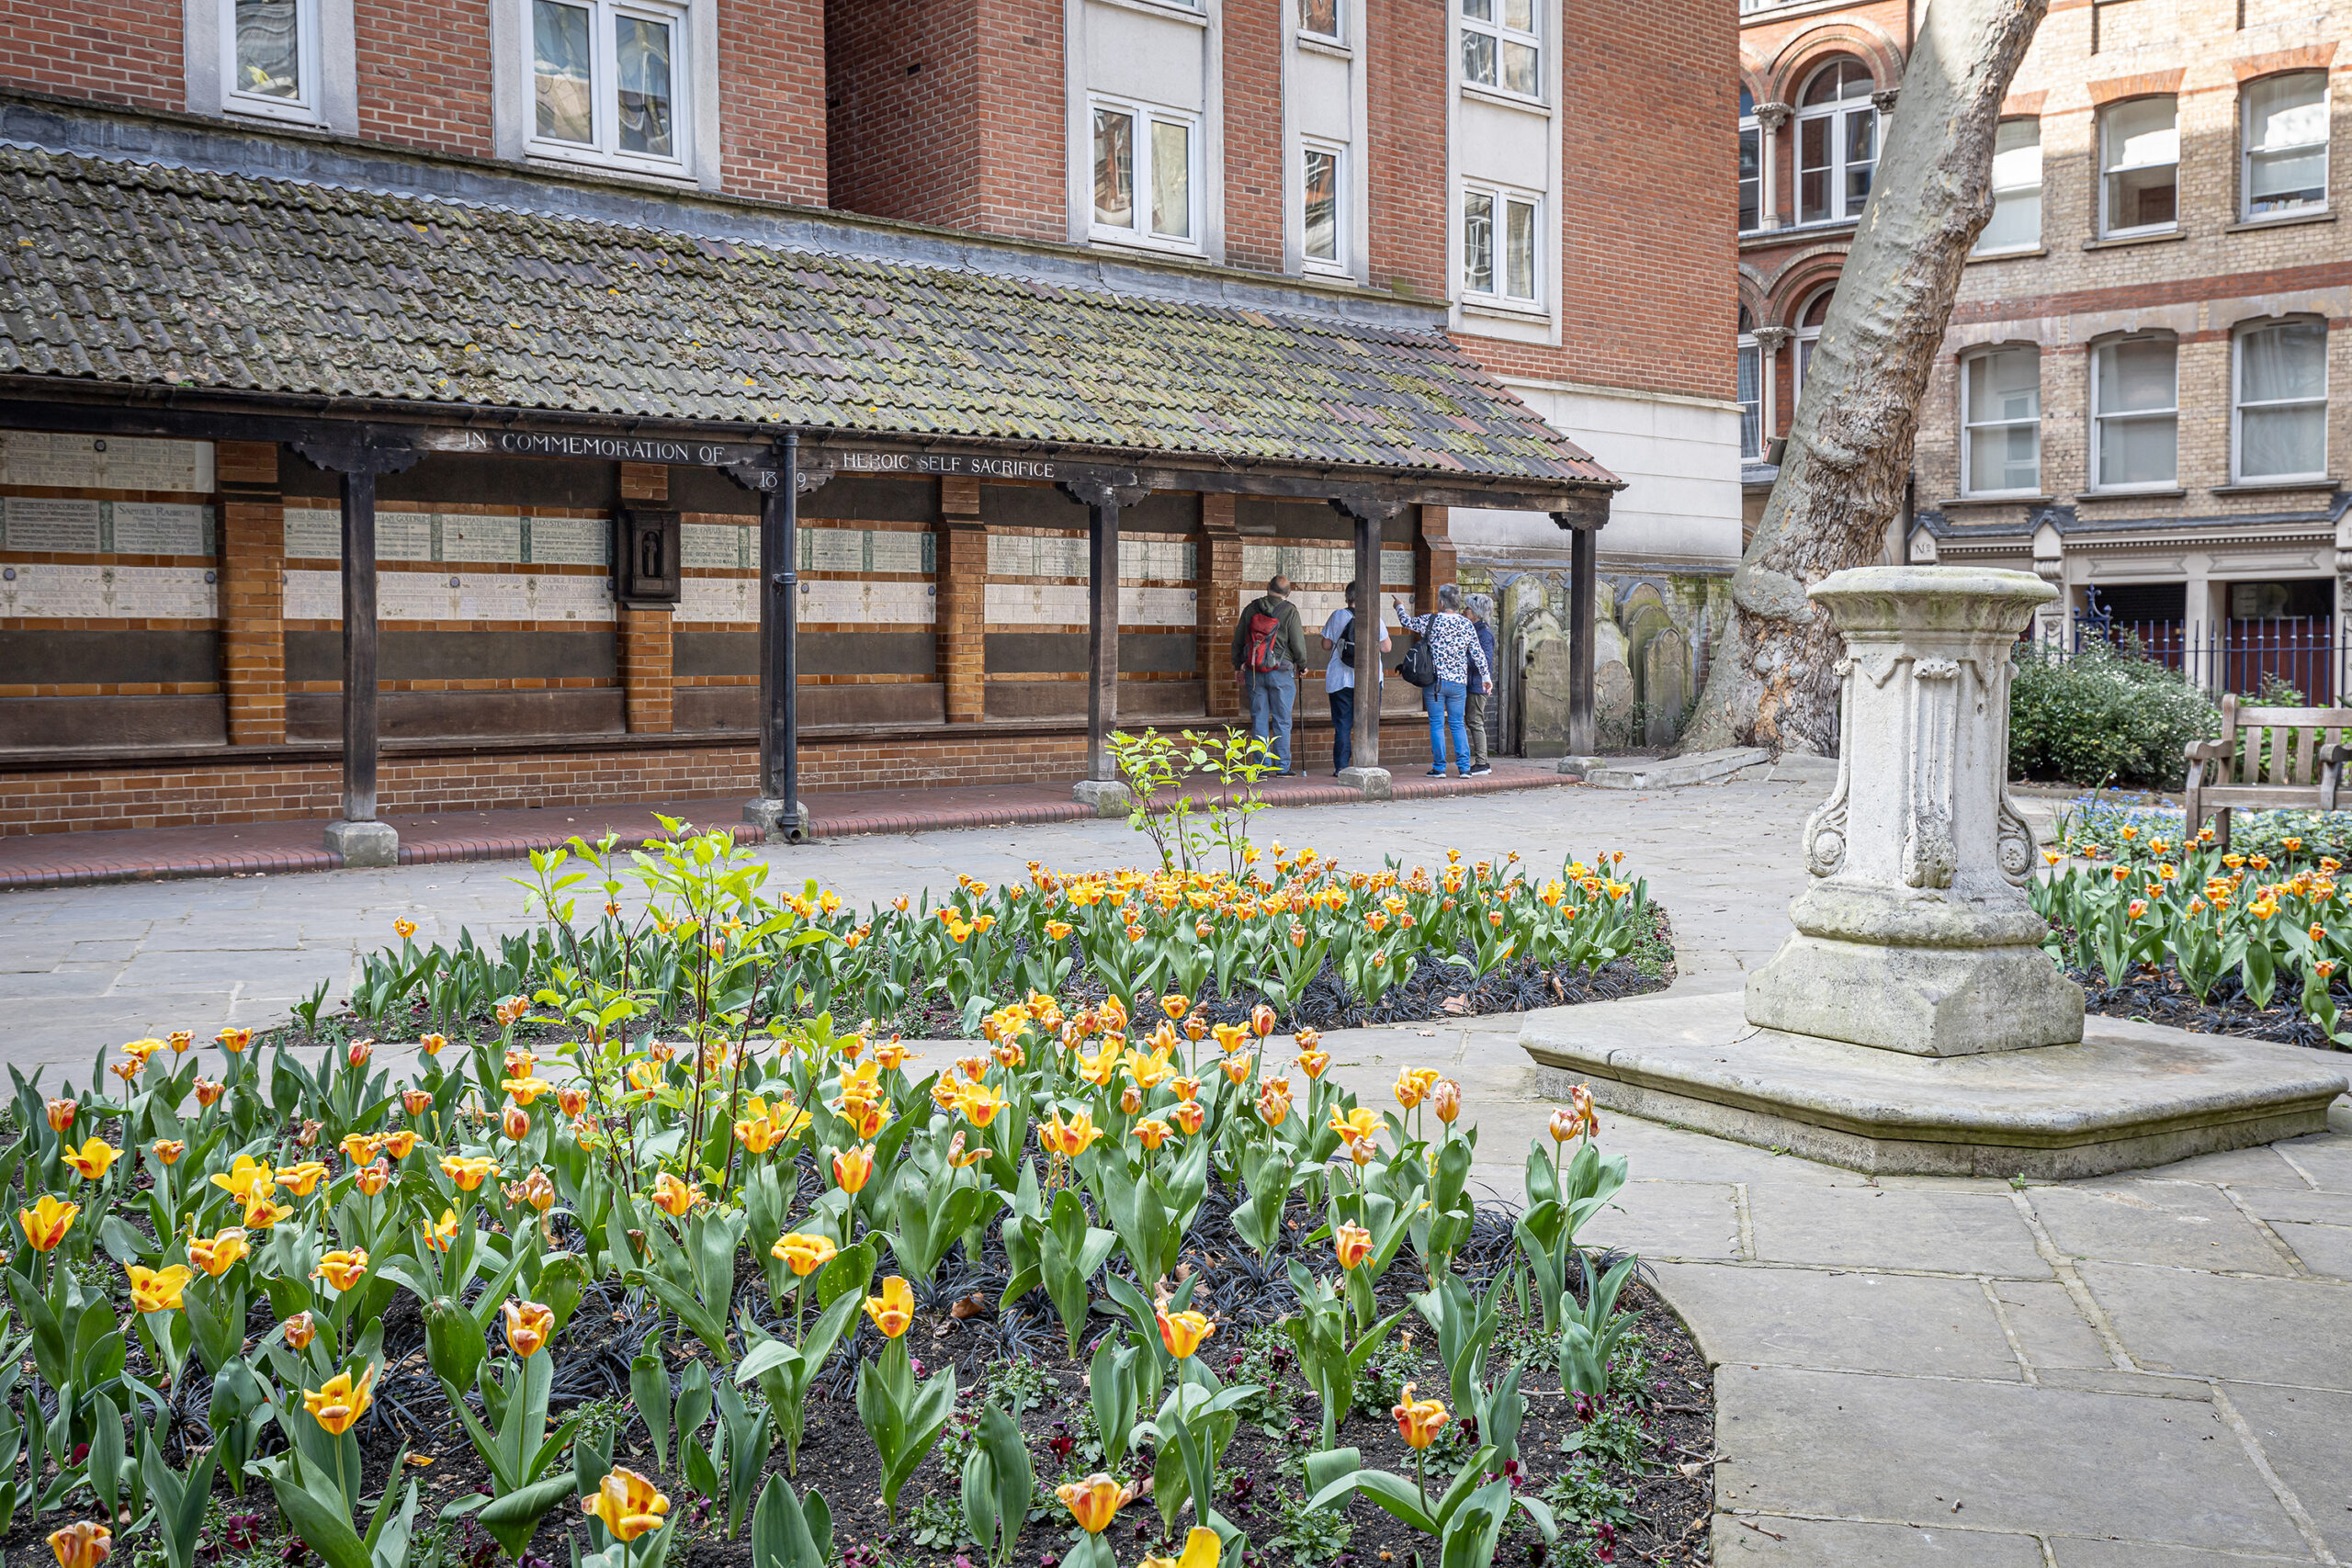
[
  {"left": 184, "top": 0, "right": 357, "bottom": 133},
  {"left": 1085, "top": 94, "right": 1206, "bottom": 253},
  {"left": 1446, "top": 0, "right": 1560, "bottom": 345},
  {"left": 1792, "top": 57, "right": 1879, "bottom": 228},
  {"left": 1066, "top": 0, "right": 1226, "bottom": 263},
  {"left": 1458, "top": 0, "right": 1542, "bottom": 105},
  {"left": 491, "top": 0, "right": 722, "bottom": 192},
  {"left": 1296, "top": 0, "right": 1343, "bottom": 45},
  {"left": 1280, "top": 0, "right": 1368, "bottom": 283}
]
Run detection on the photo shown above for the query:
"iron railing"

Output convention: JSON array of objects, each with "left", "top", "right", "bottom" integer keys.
[{"left": 2041, "top": 615, "right": 2343, "bottom": 704}]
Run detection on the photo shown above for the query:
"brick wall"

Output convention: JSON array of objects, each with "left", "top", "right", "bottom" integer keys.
[
  {"left": 938, "top": 477, "right": 987, "bottom": 724},
  {"left": 0, "top": 0, "right": 181, "bottom": 112},
  {"left": 1363, "top": 0, "right": 1446, "bottom": 299},
  {"left": 723, "top": 0, "right": 827, "bottom": 204},
  {"left": 1221, "top": 0, "right": 1283, "bottom": 273},
  {"left": 826, "top": 0, "right": 1065, "bottom": 242},
  {"left": 356, "top": 0, "right": 492, "bottom": 155},
  {"left": 0, "top": 717, "right": 1435, "bottom": 831}
]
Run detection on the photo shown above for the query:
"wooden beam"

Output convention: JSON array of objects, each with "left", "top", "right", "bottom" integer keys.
[{"left": 1351, "top": 508, "right": 1384, "bottom": 773}]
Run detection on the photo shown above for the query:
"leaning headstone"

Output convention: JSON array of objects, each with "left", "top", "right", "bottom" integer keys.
[
  {"left": 1519, "top": 637, "right": 1573, "bottom": 755},
  {"left": 1640, "top": 632, "right": 1690, "bottom": 749}
]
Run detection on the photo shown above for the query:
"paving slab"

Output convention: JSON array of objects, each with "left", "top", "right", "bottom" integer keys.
[
  {"left": 2142, "top": 1145, "right": 2319, "bottom": 1188},
  {"left": 1742, "top": 1182, "right": 2052, "bottom": 1277},
  {"left": 2026, "top": 1180, "right": 2301, "bottom": 1275},
  {"left": 1581, "top": 1179, "right": 1744, "bottom": 1260},
  {"left": 1985, "top": 1280, "right": 2120, "bottom": 1372},
  {"left": 2076, "top": 1261, "right": 2352, "bottom": 1390},
  {"left": 2222, "top": 1382, "right": 2352, "bottom": 1560},
  {"left": 2048, "top": 1540, "right": 2315, "bottom": 1566},
  {"left": 1655, "top": 1262, "right": 2027, "bottom": 1381},
  {"left": 1713, "top": 1517, "right": 2045, "bottom": 1565},
  {"left": 2231, "top": 1186, "right": 2352, "bottom": 1227},
  {"left": 1714, "top": 1364, "right": 2312, "bottom": 1553},
  {"left": 2268, "top": 1220, "right": 2352, "bottom": 1280},
  {"left": 2276, "top": 1134, "right": 2352, "bottom": 1192}
]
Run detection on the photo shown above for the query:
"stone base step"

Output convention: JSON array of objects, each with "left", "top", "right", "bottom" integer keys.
[{"left": 1521, "top": 987, "right": 2349, "bottom": 1179}]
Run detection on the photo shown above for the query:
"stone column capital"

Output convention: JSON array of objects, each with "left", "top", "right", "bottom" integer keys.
[
  {"left": 1752, "top": 325, "right": 1794, "bottom": 354},
  {"left": 1871, "top": 88, "right": 1900, "bottom": 114},
  {"left": 1755, "top": 101, "right": 1792, "bottom": 130}
]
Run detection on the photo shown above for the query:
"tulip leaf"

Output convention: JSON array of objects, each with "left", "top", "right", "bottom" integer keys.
[{"left": 477, "top": 1473, "right": 578, "bottom": 1557}]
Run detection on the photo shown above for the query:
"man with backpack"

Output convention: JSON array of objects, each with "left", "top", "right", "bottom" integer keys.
[
  {"left": 1231, "top": 574, "right": 1310, "bottom": 774},
  {"left": 1318, "top": 580, "right": 1390, "bottom": 775}
]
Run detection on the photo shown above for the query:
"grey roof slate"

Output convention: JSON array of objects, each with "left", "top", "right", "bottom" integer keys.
[{"left": 0, "top": 146, "right": 1617, "bottom": 486}]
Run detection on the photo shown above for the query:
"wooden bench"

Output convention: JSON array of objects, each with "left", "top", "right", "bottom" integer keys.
[{"left": 2183, "top": 693, "right": 2352, "bottom": 848}]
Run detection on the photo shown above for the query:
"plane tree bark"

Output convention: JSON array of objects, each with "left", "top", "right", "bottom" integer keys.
[{"left": 1679, "top": 0, "right": 2050, "bottom": 756}]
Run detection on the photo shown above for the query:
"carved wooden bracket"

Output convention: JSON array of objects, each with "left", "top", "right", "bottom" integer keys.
[{"left": 290, "top": 426, "right": 424, "bottom": 478}]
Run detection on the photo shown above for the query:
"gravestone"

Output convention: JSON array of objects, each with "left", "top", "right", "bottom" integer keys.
[
  {"left": 1519, "top": 636, "right": 1573, "bottom": 756},
  {"left": 1641, "top": 630, "right": 1690, "bottom": 749}
]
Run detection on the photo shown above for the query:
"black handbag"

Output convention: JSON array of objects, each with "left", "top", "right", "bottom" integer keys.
[{"left": 1397, "top": 630, "right": 1438, "bottom": 689}]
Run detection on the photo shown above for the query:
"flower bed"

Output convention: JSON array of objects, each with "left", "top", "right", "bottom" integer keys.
[
  {"left": 0, "top": 823, "right": 1706, "bottom": 1568},
  {"left": 2037, "top": 811, "right": 2352, "bottom": 1047}
]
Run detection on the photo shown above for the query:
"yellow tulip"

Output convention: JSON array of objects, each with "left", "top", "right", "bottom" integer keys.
[
  {"left": 772, "top": 1232, "right": 838, "bottom": 1277},
  {"left": 1334, "top": 1223, "right": 1374, "bottom": 1270},
  {"left": 864, "top": 1275, "right": 915, "bottom": 1338},
  {"left": 301, "top": 1364, "right": 376, "bottom": 1435},
  {"left": 582, "top": 1466, "right": 671, "bottom": 1542},
  {"left": 440, "top": 1155, "right": 497, "bottom": 1190},
  {"left": 310, "top": 1249, "right": 368, "bottom": 1292},
  {"left": 650, "top": 1172, "right": 700, "bottom": 1218},
  {"left": 1394, "top": 1382, "right": 1449, "bottom": 1449},
  {"left": 832, "top": 1144, "right": 876, "bottom": 1194},
  {"left": 276, "top": 1160, "right": 329, "bottom": 1197},
  {"left": 210, "top": 1156, "right": 276, "bottom": 1203},
  {"left": 503, "top": 1299, "right": 556, "bottom": 1358},
  {"left": 47, "top": 1521, "right": 111, "bottom": 1568},
  {"left": 127, "top": 1263, "right": 194, "bottom": 1313},
  {"left": 187, "top": 1227, "right": 248, "bottom": 1276},
  {"left": 19, "top": 1195, "right": 78, "bottom": 1252},
  {"left": 151, "top": 1139, "right": 187, "bottom": 1167},
  {"left": 1140, "top": 1527, "right": 1223, "bottom": 1568},
  {"left": 1039, "top": 1111, "right": 1102, "bottom": 1158},
  {"left": 1156, "top": 1306, "right": 1216, "bottom": 1359},
  {"left": 62, "top": 1139, "right": 118, "bottom": 1181}
]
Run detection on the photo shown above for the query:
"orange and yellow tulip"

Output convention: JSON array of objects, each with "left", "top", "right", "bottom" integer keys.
[
  {"left": 833, "top": 1144, "right": 875, "bottom": 1193},
  {"left": 127, "top": 1263, "right": 193, "bottom": 1313},
  {"left": 62, "top": 1139, "right": 118, "bottom": 1181},
  {"left": 284, "top": 1311, "right": 317, "bottom": 1350},
  {"left": 503, "top": 1299, "right": 555, "bottom": 1358},
  {"left": 864, "top": 1275, "right": 915, "bottom": 1338},
  {"left": 1334, "top": 1223, "right": 1374, "bottom": 1270},
  {"left": 187, "top": 1227, "right": 247, "bottom": 1275},
  {"left": 302, "top": 1365, "right": 375, "bottom": 1435},
  {"left": 649, "top": 1172, "right": 700, "bottom": 1218},
  {"left": 1057, "top": 1474, "right": 1125, "bottom": 1535},
  {"left": 583, "top": 1467, "right": 671, "bottom": 1543},
  {"left": 47, "top": 1521, "right": 110, "bottom": 1568},
  {"left": 1156, "top": 1306, "right": 1216, "bottom": 1359},
  {"left": 1394, "top": 1383, "right": 1448, "bottom": 1449},
  {"left": 772, "top": 1232, "right": 837, "bottom": 1277},
  {"left": 311, "top": 1249, "right": 368, "bottom": 1292},
  {"left": 440, "top": 1155, "right": 497, "bottom": 1190},
  {"left": 151, "top": 1139, "right": 186, "bottom": 1167},
  {"left": 19, "top": 1195, "right": 78, "bottom": 1252}
]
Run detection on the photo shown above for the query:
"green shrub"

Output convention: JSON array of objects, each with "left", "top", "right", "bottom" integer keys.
[{"left": 2009, "top": 644, "right": 2220, "bottom": 790}]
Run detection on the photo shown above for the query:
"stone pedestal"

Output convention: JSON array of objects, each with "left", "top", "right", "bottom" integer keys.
[
  {"left": 1521, "top": 565, "right": 2350, "bottom": 1179},
  {"left": 325, "top": 818, "right": 399, "bottom": 868},
  {"left": 1071, "top": 779, "right": 1133, "bottom": 818},
  {"left": 1745, "top": 568, "right": 2083, "bottom": 1055}
]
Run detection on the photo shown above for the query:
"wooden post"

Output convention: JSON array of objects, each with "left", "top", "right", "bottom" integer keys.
[
  {"left": 1568, "top": 524, "right": 1597, "bottom": 757},
  {"left": 1084, "top": 491, "right": 1121, "bottom": 784},
  {"left": 338, "top": 467, "right": 379, "bottom": 825},
  {"left": 746, "top": 434, "right": 808, "bottom": 841},
  {"left": 1060, "top": 474, "right": 1146, "bottom": 814}
]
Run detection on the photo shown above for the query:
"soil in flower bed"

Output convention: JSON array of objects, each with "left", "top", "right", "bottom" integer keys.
[{"left": 2069, "top": 960, "right": 2348, "bottom": 1049}]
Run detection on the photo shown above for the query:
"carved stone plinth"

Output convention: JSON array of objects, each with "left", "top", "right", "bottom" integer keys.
[{"left": 1743, "top": 567, "right": 2085, "bottom": 1055}]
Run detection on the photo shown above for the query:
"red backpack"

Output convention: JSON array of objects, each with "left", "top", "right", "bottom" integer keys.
[{"left": 1246, "top": 603, "right": 1287, "bottom": 672}]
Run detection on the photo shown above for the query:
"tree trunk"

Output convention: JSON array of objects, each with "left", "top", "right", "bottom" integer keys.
[{"left": 1679, "top": 0, "right": 2048, "bottom": 757}]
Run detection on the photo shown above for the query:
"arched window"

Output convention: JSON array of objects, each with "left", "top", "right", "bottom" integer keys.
[
  {"left": 1796, "top": 58, "right": 1876, "bottom": 224},
  {"left": 1974, "top": 118, "right": 2041, "bottom": 254},
  {"left": 2243, "top": 73, "right": 2329, "bottom": 220},
  {"left": 1737, "top": 307, "right": 1763, "bottom": 458},
  {"left": 1792, "top": 286, "right": 1835, "bottom": 403},
  {"left": 1739, "top": 87, "right": 1761, "bottom": 232},
  {"left": 2091, "top": 333, "right": 2178, "bottom": 491},
  {"left": 2233, "top": 316, "right": 2329, "bottom": 481},
  {"left": 1961, "top": 344, "right": 2041, "bottom": 496}
]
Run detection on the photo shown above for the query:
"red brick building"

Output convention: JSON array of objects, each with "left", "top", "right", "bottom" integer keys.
[
  {"left": 1739, "top": 0, "right": 2351, "bottom": 700},
  {"left": 0, "top": 0, "right": 1734, "bottom": 850}
]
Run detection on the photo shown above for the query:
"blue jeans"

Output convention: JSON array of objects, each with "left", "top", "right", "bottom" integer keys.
[
  {"left": 1248, "top": 669, "right": 1296, "bottom": 773},
  {"left": 1425, "top": 679, "right": 1469, "bottom": 773},
  {"left": 1329, "top": 686, "right": 1355, "bottom": 773}
]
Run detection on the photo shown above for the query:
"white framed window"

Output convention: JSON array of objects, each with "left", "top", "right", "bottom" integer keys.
[
  {"left": 2233, "top": 318, "right": 2329, "bottom": 481},
  {"left": 222, "top": 0, "right": 322, "bottom": 123},
  {"left": 1462, "top": 183, "right": 1540, "bottom": 306},
  {"left": 2098, "top": 97, "right": 2178, "bottom": 237},
  {"left": 526, "top": 0, "right": 690, "bottom": 175},
  {"left": 1962, "top": 345, "right": 2042, "bottom": 495},
  {"left": 1091, "top": 98, "right": 1200, "bottom": 252},
  {"left": 2244, "top": 73, "right": 2329, "bottom": 220},
  {"left": 1737, "top": 317, "right": 1764, "bottom": 460},
  {"left": 1299, "top": 0, "right": 1343, "bottom": 43},
  {"left": 1302, "top": 142, "right": 1345, "bottom": 271},
  {"left": 1795, "top": 58, "right": 1876, "bottom": 224},
  {"left": 2091, "top": 335, "right": 2179, "bottom": 490},
  {"left": 1461, "top": 0, "right": 1540, "bottom": 100},
  {"left": 1975, "top": 118, "right": 2042, "bottom": 254},
  {"left": 1739, "top": 87, "right": 1762, "bottom": 233}
]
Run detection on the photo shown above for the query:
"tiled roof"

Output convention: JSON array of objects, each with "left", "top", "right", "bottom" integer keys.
[{"left": 0, "top": 146, "right": 1618, "bottom": 487}]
